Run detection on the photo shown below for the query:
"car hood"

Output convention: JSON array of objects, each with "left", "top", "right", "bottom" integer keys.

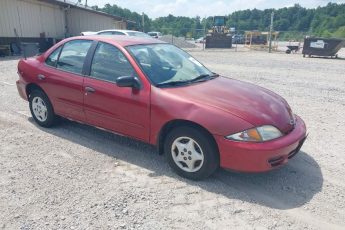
[{"left": 162, "top": 76, "right": 295, "bottom": 134}]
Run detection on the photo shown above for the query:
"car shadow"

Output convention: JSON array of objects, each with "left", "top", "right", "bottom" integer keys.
[{"left": 28, "top": 117, "right": 323, "bottom": 210}]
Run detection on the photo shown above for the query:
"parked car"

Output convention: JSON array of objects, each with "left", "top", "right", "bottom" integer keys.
[
  {"left": 147, "top": 31, "right": 162, "bottom": 38},
  {"left": 82, "top": 29, "right": 152, "bottom": 38},
  {"left": 16, "top": 36, "right": 307, "bottom": 180},
  {"left": 80, "top": 31, "right": 97, "bottom": 36}
]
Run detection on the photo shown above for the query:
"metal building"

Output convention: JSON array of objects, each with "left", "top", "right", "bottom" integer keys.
[{"left": 0, "top": 0, "right": 130, "bottom": 52}]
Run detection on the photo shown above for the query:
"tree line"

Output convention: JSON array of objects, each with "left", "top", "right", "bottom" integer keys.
[{"left": 92, "top": 3, "right": 345, "bottom": 39}]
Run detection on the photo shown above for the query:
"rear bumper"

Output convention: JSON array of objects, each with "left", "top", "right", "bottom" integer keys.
[
  {"left": 16, "top": 80, "right": 28, "bottom": 101},
  {"left": 215, "top": 116, "right": 307, "bottom": 172}
]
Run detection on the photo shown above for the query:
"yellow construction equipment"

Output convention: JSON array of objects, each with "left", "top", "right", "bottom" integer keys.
[{"left": 205, "top": 16, "right": 232, "bottom": 48}]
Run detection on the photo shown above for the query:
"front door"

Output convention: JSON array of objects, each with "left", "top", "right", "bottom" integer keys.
[{"left": 83, "top": 42, "right": 150, "bottom": 141}]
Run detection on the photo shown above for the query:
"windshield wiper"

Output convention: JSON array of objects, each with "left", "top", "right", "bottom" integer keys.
[
  {"left": 190, "top": 73, "right": 219, "bottom": 83},
  {"left": 155, "top": 73, "right": 219, "bottom": 88},
  {"left": 155, "top": 80, "right": 190, "bottom": 87}
]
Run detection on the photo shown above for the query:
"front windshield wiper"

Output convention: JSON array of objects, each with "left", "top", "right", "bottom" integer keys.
[
  {"left": 155, "top": 73, "right": 219, "bottom": 88},
  {"left": 155, "top": 80, "right": 190, "bottom": 87},
  {"left": 190, "top": 73, "right": 219, "bottom": 83}
]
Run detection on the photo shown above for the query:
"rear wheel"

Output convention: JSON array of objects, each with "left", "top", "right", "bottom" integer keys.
[
  {"left": 164, "top": 126, "right": 219, "bottom": 180},
  {"left": 29, "top": 90, "right": 56, "bottom": 127}
]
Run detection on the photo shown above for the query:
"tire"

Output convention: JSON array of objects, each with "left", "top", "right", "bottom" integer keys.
[
  {"left": 29, "top": 89, "right": 56, "bottom": 127},
  {"left": 164, "top": 126, "right": 219, "bottom": 180}
]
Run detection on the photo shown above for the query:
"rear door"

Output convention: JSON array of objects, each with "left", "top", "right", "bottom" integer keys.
[
  {"left": 39, "top": 39, "right": 93, "bottom": 121},
  {"left": 83, "top": 42, "right": 150, "bottom": 141}
]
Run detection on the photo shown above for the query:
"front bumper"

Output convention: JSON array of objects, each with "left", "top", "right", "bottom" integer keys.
[
  {"left": 215, "top": 115, "right": 307, "bottom": 172},
  {"left": 16, "top": 79, "right": 28, "bottom": 101}
]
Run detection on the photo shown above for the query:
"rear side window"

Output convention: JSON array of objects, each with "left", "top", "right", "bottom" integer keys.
[
  {"left": 57, "top": 40, "right": 92, "bottom": 74},
  {"left": 90, "top": 42, "right": 136, "bottom": 82},
  {"left": 45, "top": 46, "right": 62, "bottom": 67}
]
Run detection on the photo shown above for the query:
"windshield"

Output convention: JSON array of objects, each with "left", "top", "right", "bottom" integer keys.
[
  {"left": 126, "top": 44, "right": 214, "bottom": 87},
  {"left": 214, "top": 17, "right": 225, "bottom": 26}
]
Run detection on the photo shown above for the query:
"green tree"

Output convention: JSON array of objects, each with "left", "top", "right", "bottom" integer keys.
[{"left": 96, "top": 3, "right": 345, "bottom": 39}]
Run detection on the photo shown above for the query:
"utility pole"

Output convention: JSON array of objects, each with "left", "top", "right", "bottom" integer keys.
[
  {"left": 85, "top": 0, "right": 88, "bottom": 7},
  {"left": 142, "top": 13, "right": 145, "bottom": 32},
  {"left": 268, "top": 11, "right": 274, "bottom": 53}
]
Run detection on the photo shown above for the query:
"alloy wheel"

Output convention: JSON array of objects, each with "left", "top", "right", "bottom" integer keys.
[
  {"left": 171, "top": 136, "right": 204, "bottom": 173},
  {"left": 32, "top": 96, "right": 48, "bottom": 122}
]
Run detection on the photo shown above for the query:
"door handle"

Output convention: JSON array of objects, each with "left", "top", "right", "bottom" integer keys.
[
  {"left": 37, "top": 74, "right": 46, "bottom": 80},
  {"left": 85, "top": 86, "right": 96, "bottom": 93}
]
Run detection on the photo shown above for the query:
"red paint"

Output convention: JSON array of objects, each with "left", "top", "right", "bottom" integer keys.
[{"left": 16, "top": 36, "right": 307, "bottom": 172}]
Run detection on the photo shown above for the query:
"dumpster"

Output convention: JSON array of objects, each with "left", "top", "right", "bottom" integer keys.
[
  {"left": 21, "top": 43, "right": 39, "bottom": 59},
  {"left": 302, "top": 37, "right": 345, "bottom": 58}
]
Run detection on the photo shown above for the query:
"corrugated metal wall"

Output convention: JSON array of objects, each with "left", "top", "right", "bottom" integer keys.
[
  {"left": 67, "top": 8, "right": 125, "bottom": 36},
  {"left": 0, "top": 0, "right": 127, "bottom": 38},
  {"left": 0, "top": 0, "right": 65, "bottom": 38}
]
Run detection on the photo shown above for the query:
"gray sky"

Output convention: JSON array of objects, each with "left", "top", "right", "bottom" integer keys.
[{"left": 84, "top": 0, "right": 345, "bottom": 18}]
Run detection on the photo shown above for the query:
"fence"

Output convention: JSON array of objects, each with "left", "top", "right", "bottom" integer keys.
[{"left": 155, "top": 27, "right": 344, "bottom": 52}]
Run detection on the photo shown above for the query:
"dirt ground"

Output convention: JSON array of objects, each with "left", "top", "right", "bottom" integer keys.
[{"left": 0, "top": 48, "right": 345, "bottom": 230}]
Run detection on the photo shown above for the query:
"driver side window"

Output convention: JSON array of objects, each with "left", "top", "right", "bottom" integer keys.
[{"left": 90, "top": 42, "right": 136, "bottom": 83}]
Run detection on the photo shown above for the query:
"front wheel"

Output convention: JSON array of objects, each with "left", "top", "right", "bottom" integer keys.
[
  {"left": 164, "top": 126, "right": 219, "bottom": 180},
  {"left": 29, "top": 90, "right": 56, "bottom": 127}
]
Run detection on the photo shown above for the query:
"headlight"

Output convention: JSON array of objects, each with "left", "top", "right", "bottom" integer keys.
[{"left": 226, "top": 125, "right": 282, "bottom": 142}]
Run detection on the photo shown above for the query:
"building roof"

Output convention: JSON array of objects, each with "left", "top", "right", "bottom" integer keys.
[{"left": 38, "top": 0, "right": 136, "bottom": 24}]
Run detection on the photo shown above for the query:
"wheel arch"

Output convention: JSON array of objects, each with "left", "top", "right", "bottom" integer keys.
[
  {"left": 26, "top": 83, "right": 55, "bottom": 114},
  {"left": 157, "top": 119, "right": 219, "bottom": 156},
  {"left": 26, "top": 83, "right": 45, "bottom": 98}
]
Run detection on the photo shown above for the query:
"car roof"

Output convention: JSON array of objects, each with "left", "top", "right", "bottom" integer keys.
[{"left": 68, "top": 35, "right": 166, "bottom": 47}]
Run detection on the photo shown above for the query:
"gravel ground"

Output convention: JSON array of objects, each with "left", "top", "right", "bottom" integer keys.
[{"left": 0, "top": 49, "right": 345, "bottom": 230}]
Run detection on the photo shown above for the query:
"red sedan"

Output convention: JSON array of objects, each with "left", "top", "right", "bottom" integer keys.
[{"left": 16, "top": 36, "right": 307, "bottom": 180}]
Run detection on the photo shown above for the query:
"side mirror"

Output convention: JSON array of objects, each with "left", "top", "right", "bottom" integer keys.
[{"left": 116, "top": 76, "right": 141, "bottom": 89}]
